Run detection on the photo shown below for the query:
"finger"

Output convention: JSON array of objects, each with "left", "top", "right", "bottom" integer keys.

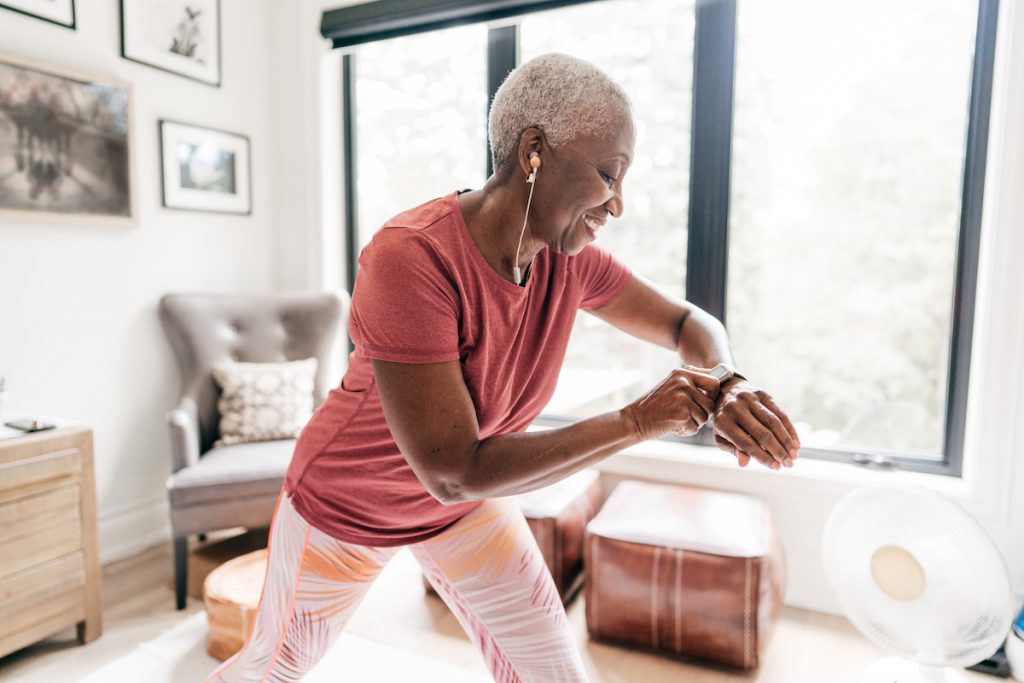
[
  {"left": 715, "top": 434, "right": 750, "bottom": 468},
  {"left": 760, "top": 393, "right": 801, "bottom": 450},
  {"left": 750, "top": 401, "right": 798, "bottom": 460},
  {"left": 723, "top": 421, "right": 777, "bottom": 469},
  {"left": 684, "top": 364, "right": 711, "bottom": 374},
  {"left": 676, "top": 368, "right": 721, "bottom": 397},
  {"left": 680, "top": 382, "right": 715, "bottom": 417},
  {"left": 721, "top": 423, "right": 775, "bottom": 469},
  {"left": 674, "top": 416, "right": 699, "bottom": 437},
  {"left": 737, "top": 411, "right": 789, "bottom": 465}
]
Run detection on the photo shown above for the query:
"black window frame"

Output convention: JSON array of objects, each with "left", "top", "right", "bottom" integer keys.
[{"left": 328, "top": 0, "right": 999, "bottom": 477}]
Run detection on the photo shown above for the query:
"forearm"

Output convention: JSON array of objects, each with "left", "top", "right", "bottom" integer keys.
[
  {"left": 677, "top": 308, "right": 735, "bottom": 370},
  {"left": 455, "top": 409, "right": 640, "bottom": 502}
]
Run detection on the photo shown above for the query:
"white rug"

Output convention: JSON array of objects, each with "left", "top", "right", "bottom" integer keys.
[{"left": 76, "top": 612, "right": 491, "bottom": 682}]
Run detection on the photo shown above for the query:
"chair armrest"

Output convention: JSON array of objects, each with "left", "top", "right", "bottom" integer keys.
[{"left": 167, "top": 397, "right": 201, "bottom": 473}]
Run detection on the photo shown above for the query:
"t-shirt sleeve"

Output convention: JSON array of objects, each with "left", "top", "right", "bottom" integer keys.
[
  {"left": 349, "top": 230, "right": 461, "bottom": 363},
  {"left": 573, "top": 243, "right": 633, "bottom": 310}
]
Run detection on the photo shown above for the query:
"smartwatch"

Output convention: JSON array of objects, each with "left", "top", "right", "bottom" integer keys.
[{"left": 708, "top": 363, "right": 747, "bottom": 383}]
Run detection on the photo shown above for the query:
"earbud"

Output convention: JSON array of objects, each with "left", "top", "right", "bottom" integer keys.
[
  {"left": 527, "top": 152, "right": 541, "bottom": 184},
  {"left": 515, "top": 152, "right": 541, "bottom": 285}
]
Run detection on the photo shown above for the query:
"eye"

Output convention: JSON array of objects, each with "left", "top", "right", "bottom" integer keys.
[{"left": 598, "top": 170, "right": 617, "bottom": 189}]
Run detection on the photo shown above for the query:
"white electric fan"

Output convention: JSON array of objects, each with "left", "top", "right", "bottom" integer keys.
[{"left": 823, "top": 483, "right": 1015, "bottom": 682}]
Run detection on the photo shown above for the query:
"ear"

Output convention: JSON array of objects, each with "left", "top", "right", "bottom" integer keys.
[{"left": 516, "top": 127, "right": 546, "bottom": 179}]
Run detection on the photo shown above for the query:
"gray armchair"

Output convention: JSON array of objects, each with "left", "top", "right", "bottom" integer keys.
[{"left": 159, "top": 291, "right": 347, "bottom": 609}]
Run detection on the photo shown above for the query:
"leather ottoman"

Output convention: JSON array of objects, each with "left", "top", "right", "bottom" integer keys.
[
  {"left": 425, "top": 468, "right": 602, "bottom": 603},
  {"left": 584, "top": 481, "right": 785, "bottom": 669}
]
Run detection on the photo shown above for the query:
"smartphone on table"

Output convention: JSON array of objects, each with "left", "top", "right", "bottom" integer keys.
[{"left": 4, "top": 419, "right": 56, "bottom": 432}]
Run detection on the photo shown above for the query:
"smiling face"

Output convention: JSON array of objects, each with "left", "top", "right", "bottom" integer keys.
[{"left": 525, "top": 111, "right": 635, "bottom": 256}]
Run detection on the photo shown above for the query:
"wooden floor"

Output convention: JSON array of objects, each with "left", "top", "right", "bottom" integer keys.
[{"left": 0, "top": 537, "right": 992, "bottom": 683}]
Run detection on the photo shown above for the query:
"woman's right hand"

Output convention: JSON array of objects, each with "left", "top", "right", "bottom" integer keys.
[{"left": 623, "top": 368, "right": 721, "bottom": 440}]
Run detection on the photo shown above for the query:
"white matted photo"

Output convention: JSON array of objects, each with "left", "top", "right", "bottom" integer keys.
[
  {"left": 0, "top": 0, "right": 75, "bottom": 28},
  {"left": 120, "top": 0, "right": 221, "bottom": 86},
  {"left": 0, "top": 53, "right": 134, "bottom": 222},
  {"left": 159, "top": 120, "right": 250, "bottom": 215}
]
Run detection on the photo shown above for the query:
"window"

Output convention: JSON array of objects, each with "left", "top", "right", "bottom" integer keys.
[
  {"left": 728, "top": 0, "right": 980, "bottom": 458},
  {"left": 325, "top": 0, "right": 997, "bottom": 475},
  {"left": 352, "top": 25, "right": 488, "bottom": 251},
  {"left": 519, "top": 0, "right": 695, "bottom": 417}
]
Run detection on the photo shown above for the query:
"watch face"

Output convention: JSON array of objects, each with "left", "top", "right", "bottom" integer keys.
[{"left": 709, "top": 364, "right": 732, "bottom": 380}]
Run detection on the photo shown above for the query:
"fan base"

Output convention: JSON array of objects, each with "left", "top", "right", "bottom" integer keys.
[{"left": 863, "top": 657, "right": 971, "bottom": 683}]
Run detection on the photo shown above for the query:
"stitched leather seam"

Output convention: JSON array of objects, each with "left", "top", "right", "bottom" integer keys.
[
  {"left": 675, "top": 549, "right": 683, "bottom": 654},
  {"left": 745, "top": 557, "right": 753, "bottom": 663},
  {"left": 651, "top": 546, "right": 661, "bottom": 650}
]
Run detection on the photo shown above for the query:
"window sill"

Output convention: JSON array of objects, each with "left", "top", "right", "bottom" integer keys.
[
  {"left": 526, "top": 421, "right": 971, "bottom": 500},
  {"left": 600, "top": 436, "right": 972, "bottom": 500}
]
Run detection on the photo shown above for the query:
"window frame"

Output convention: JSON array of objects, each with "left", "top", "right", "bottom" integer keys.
[{"left": 330, "top": 0, "right": 999, "bottom": 477}]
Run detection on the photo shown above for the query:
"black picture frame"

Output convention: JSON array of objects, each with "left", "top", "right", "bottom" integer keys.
[
  {"left": 158, "top": 119, "right": 252, "bottom": 215},
  {"left": 0, "top": 0, "right": 76, "bottom": 29},
  {"left": 119, "top": 0, "right": 222, "bottom": 87}
]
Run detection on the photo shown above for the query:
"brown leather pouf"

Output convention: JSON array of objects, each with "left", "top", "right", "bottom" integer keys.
[
  {"left": 203, "top": 548, "right": 268, "bottom": 661},
  {"left": 584, "top": 481, "right": 785, "bottom": 670},
  {"left": 424, "top": 468, "right": 602, "bottom": 604}
]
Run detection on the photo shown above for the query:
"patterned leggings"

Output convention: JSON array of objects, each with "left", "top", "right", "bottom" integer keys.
[{"left": 206, "top": 492, "right": 588, "bottom": 683}]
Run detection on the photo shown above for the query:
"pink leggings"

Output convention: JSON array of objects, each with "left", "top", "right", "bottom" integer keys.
[{"left": 206, "top": 493, "right": 588, "bottom": 682}]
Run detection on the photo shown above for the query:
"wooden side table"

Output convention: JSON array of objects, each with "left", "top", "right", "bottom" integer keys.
[
  {"left": 0, "top": 426, "right": 102, "bottom": 657},
  {"left": 203, "top": 548, "right": 267, "bottom": 661}
]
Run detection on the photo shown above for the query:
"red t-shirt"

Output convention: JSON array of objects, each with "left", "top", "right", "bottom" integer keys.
[{"left": 284, "top": 192, "right": 632, "bottom": 546}]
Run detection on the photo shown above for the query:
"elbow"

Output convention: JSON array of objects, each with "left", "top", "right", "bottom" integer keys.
[
  {"left": 430, "top": 451, "right": 484, "bottom": 505},
  {"left": 421, "top": 443, "right": 484, "bottom": 505},
  {"left": 432, "top": 476, "right": 477, "bottom": 506}
]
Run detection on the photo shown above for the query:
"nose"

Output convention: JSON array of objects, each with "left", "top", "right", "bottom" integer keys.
[{"left": 604, "top": 183, "right": 624, "bottom": 218}]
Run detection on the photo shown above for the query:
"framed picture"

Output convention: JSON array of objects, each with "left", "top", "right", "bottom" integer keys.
[
  {"left": 159, "top": 120, "right": 251, "bottom": 215},
  {"left": 0, "top": 53, "right": 134, "bottom": 223},
  {"left": 0, "top": 0, "right": 75, "bottom": 29},
  {"left": 120, "top": 0, "right": 221, "bottom": 87}
]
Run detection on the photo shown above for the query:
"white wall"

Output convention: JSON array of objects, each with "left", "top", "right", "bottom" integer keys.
[
  {"left": 0, "top": 0, "right": 277, "bottom": 562},
  {"left": 264, "top": 0, "right": 348, "bottom": 294}
]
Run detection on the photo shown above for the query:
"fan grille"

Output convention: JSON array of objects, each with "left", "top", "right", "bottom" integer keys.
[{"left": 823, "top": 483, "right": 1013, "bottom": 667}]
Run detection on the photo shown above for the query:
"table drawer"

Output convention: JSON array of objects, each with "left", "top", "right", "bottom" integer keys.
[
  {"left": 0, "top": 553, "right": 86, "bottom": 641},
  {"left": 0, "top": 514, "right": 82, "bottom": 578},
  {"left": 0, "top": 448, "right": 82, "bottom": 491},
  {"left": 0, "top": 485, "right": 81, "bottom": 545}
]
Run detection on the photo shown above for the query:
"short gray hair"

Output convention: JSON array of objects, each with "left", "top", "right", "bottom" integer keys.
[{"left": 488, "top": 53, "right": 632, "bottom": 172}]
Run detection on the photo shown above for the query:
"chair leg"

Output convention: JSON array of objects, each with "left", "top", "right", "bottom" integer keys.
[{"left": 174, "top": 536, "right": 188, "bottom": 610}]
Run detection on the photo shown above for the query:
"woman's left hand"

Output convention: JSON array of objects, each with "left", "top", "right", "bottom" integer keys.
[{"left": 711, "top": 380, "right": 801, "bottom": 470}]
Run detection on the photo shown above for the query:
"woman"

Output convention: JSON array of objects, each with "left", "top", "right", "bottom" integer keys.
[{"left": 209, "top": 53, "right": 800, "bottom": 683}]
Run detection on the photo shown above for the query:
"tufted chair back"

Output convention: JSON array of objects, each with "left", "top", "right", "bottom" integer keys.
[{"left": 159, "top": 291, "right": 346, "bottom": 457}]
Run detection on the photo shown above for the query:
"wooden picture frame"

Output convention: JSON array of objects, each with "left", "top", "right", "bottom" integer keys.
[{"left": 0, "top": 52, "right": 135, "bottom": 225}]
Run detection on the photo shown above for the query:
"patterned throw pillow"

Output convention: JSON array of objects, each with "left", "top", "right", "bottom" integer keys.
[{"left": 211, "top": 358, "right": 318, "bottom": 447}]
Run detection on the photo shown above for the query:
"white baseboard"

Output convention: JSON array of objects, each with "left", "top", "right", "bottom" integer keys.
[{"left": 97, "top": 494, "right": 171, "bottom": 566}]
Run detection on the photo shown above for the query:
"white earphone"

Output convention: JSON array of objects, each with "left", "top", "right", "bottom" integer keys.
[{"left": 514, "top": 152, "right": 541, "bottom": 286}]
